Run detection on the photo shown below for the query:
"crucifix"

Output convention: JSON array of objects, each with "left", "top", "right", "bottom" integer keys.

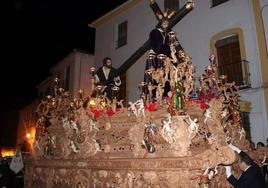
[
  {"left": 118, "top": 0, "right": 194, "bottom": 73},
  {"left": 102, "top": 0, "right": 194, "bottom": 86},
  {"left": 149, "top": 0, "right": 193, "bottom": 56}
]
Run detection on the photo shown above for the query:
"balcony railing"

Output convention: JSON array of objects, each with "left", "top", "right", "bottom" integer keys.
[{"left": 218, "top": 60, "right": 251, "bottom": 89}]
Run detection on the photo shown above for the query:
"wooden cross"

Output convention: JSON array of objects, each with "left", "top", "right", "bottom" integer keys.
[{"left": 103, "top": 0, "right": 194, "bottom": 85}]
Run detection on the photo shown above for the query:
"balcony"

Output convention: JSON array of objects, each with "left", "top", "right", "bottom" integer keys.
[{"left": 218, "top": 60, "right": 251, "bottom": 89}]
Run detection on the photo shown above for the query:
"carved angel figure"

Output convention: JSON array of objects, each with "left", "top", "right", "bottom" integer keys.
[
  {"left": 185, "top": 116, "right": 199, "bottom": 139},
  {"left": 204, "top": 109, "right": 212, "bottom": 124},
  {"left": 220, "top": 108, "right": 229, "bottom": 119},
  {"left": 70, "top": 140, "right": 79, "bottom": 153},
  {"left": 70, "top": 119, "right": 79, "bottom": 134},
  {"left": 135, "top": 99, "right": 146, "bottom": 117},
  {"left": 92, "top": 139, "right": 101, "bottom": 155},
  {"left": 161, "top": 114, "right": 176, "bottom": 144},
  {"left": 128, "top": 102, "right": 138, "bottom": 117},
  {"left": 203, "top": 166, "right": 218, "bottom": 180}
]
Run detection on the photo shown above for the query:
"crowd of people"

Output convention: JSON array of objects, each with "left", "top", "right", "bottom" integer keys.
[
  {"left": 0, "top": 153, "right": 24, "bottom": 188},
  {"left": 223, "top": 140, "right": 268, "bottom": 188},
  {"left": 225, "top": 142, "right": 267, "bottom": 188}
]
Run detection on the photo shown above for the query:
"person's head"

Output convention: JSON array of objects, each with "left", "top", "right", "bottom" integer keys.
[
  {"left": 250, "top": 140, "right": 255, "bottom": 150},
  {"left": 160, "top": 19, "right": 169, "bottom": 31},
  {"left": 257, "top": 142, "right": 265, "bottom": 149},
  {"left": 103, "top": 57, "right": 112, "bottom": 69},
  {"left": 238, "top": 152, "right": 253, "bottom": 171},
  {"left": 155, "top": 8, "right": 174, "bottom": 31}
]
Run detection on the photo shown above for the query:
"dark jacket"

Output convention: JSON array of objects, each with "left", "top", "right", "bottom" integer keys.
[
  {"left": 149, "top": 28, "right": 171, "bottom": 57},
  {"left": 227, "top": 163, "right": 266, "bottom": 188},
  {"left": 96, "top": 67, "right": 119, "bottom": 99}
]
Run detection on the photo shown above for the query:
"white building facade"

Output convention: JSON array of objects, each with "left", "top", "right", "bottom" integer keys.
[
  {"left": 91, "top": 0, "right": 268, "bottom": 144},
  {"left": 49, "top": 49, "right": 95, "bottom": 97},
  {"left": 17, "top": 49, "right": 95, "bottom": 149}
]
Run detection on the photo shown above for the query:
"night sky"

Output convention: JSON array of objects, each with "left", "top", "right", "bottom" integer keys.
[{"left": 0, "top": 0, "right": 128, "bottom": 147}]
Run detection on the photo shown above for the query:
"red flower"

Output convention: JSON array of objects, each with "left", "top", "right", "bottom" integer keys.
[
  {"left": 106, "top": 109, "right": 114, "bottom": 116},
  {"left": 200, "top": 103, "right": 207, "bottom": 110},
  {"left": 192, "top": 99, "right": 207, "bottom": 110},
  {"left": 195, "top": 100, "right": 202, "bottom": 104},
  {"left": 198, "top": 89, "right": 215, "bottom": 103},
  {"left": 145, "top": 102, "right": 157, "bottom": 112},
  {"left": 91, "top": 108, "right": 102, "bottom": 119}
]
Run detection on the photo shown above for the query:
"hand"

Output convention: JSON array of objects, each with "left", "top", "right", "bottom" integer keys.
[
  {"left": 224, "top": 166, "right": 232, "bottom": 178},
  {"left": 228, "top": 143, "right": 241, "bottom": 153},
  {"left": 262, "top": 156, "right": 267, "bottom": 164},
  {"left": 114, "top": 76, "right": 121, "bottom": 86}
]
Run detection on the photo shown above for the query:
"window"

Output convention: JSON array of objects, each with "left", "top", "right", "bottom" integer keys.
[
  {"left": 240, "top": 112, "right": 251, "bottom": 140},
  {"left": 211, "top": 0, "right": 229, "bottom": 7},
  {"left": 64, "top": 66, "right": 70, "bottom": 91},
  {"left": 211, "top": 28, "right": 250, "bottom": 88},
  {"left": 215, "top": 35, "right": 244, "bottom": 86},
  {"left": 117, "top": 21, "right": 127, "bottom": 48},
  {"left": 164, "top": 0, "right": 179, "bottom": 11}
]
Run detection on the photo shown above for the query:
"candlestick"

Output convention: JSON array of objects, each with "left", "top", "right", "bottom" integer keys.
[
  {"left": 112, "top": 86, "right": 120, "bottom": 99},
  {"left": 90, "top": 67, "right": 96, "bottom": 77}
]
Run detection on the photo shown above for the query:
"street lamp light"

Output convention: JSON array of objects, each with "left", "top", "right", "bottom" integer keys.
[{"left": 26, "top": 133, "right": 31, "bottom": 139}]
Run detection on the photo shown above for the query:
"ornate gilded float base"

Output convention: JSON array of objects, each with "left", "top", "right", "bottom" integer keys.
[{"left": 24, "top": 156, "right": 234, "bottom": 188}]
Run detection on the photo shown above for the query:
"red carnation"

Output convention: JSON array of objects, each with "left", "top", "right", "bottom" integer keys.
[
  {"left": 106, "top": 109, "right": 114, "bottom": 116},
  {"left": 91, "top": 108, "right": 102, "bottom": 119},
  {"left": 145, "top": 102, "right": 157, "bottom": 112}
]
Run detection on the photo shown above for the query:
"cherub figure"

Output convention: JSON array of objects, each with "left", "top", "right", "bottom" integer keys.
[
  {"left": 135, "top": 99, "right": 146, "bottom": 117},
  {"left": 203, "top": 166, "right": 218, "bottom": 180},
  {"left": 70, "top": 140, "right": 79, "bottom": 153},
  {"left": 70, "top": 119, "right": 79, "bottom": 134},
  {"left": 206, "top": 133, "right": 217, "bottom": 145},
  {"left": 162, "top": 114, "right": 176, "bottom": 144},
  {"left": 128, "top": 102, "right": 138, "bottom": 117},
  {"left": 204, "top": 109, "right": 212, "bottom": 124},
  {"left": 185, "top": 116, "right": 199, "bottom": 139},
  {"left": 116, "top": 99, "right": 125, "bottom": 112},
  {"left": 220, "top": 108, "right": 229, "bottom": 119},
  {"left": 92, "top": 139, "right": 101, "bottom": 155},
  {"left": 89, "top": 118, "right": 99, "bottom": 132},
  {"left": 194, "top": 166, "right": 218, "bottom": 188}
]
